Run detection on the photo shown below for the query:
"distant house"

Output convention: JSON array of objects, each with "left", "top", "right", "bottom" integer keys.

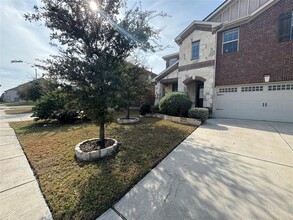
[
  {"left": 3, "top": 86, "right": 22, "bottom": 102},
  {"left": 2, "top": 78, "right": 46, "bottom": 103},
  {"left": 154, "top": 0, "right": 293, "bottom": 123}
]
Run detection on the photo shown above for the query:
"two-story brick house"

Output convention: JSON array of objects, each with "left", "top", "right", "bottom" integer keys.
[{"left": 153, "top": 0, "right": 293, "bottom": 122}]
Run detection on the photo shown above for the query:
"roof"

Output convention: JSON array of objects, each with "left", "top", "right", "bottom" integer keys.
[
  {"left": 204, "top": 0, "right": 278, "bottom": 23},
  {"left": 4, "top": 86, "right": 19, "bottom": 92},
  {"left": 4, "top": 78, "right": 46, "bottom": 93},
  {"left": 153, "top": 61, "right": 179, "bottom": 82},
  {"left": 162, "top": 52, "right": 179, "bottom": 61},
  {"left": 203, "top": 0, "right": 231, "bottom": 21},
  {"left": 174, "top": 21, "right": 222, "bottom": 45},
  {"left": 144, "top": 69, "right": 157, "bottom": 79},
  {"left": 218, "top": 0, "right": 280, "bottom": 31}
]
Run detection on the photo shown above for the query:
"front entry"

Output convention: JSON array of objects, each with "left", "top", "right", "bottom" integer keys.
[
  {"left": 196, "top": 82, "right": 204, "bottom": 107},
  {"left": 185, "top": 77, "right": 206, "bottom": 107}
]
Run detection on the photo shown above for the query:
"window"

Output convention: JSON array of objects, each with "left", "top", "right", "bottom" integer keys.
[
  {"left": 191, "top": 41, "right": 200, "bottom": 60},
  {"left": 268, "top": 84, "right": 293, "bottom": 91},
  {"left": 279, "top": 11, "right": 293, "bottom": 42},
  {"left": 168, "top": 58, "right": 177, "bottom": 67},
  {"left": 172, "top": 83, "right": 178, "bottom": 92},
  {"left": 223, "top": 29, "right": 239, "bottom": 53},
  {"left": 291, "top": 11, "right": 293, "bottom": 40},
  {"left": 219, "top": 87, "right": 238, "bottom": 93},
  {"left": 241, "top": 86, "right": 263, "bottom": 92}
]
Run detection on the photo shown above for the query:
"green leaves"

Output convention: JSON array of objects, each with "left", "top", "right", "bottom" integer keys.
[{"left": 26, "top": 0, "right": 166, "bottom": 140}]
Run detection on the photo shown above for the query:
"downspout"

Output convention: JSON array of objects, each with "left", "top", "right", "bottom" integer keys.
[{"left": 212, "top": 23, "right": 226, "bottom": 117}]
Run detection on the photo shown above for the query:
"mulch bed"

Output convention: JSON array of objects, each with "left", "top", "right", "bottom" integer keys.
[{"left": 80, "top": 139, "right": 115, "bottom": 152}]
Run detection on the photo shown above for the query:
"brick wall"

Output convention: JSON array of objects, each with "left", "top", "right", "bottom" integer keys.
[{"left": 216, "top": 0, "right": 293, "bottom": 86}]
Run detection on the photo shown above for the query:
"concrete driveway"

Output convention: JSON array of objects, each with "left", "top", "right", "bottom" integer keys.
[{"left": 99, "top": 118, "right": 293, "bottom": 220}]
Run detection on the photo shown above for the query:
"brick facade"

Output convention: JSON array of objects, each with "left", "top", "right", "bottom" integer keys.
[{"left": 216, "top": 0, "right": 293, "bottom": 86}]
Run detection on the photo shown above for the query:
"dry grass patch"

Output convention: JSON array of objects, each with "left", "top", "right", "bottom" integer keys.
[
  {"left": 10, "top": 117, "right": 195, "bottom": 220},
  {"left": 5, "top": 107, "right": 33, "bottom": 114}
]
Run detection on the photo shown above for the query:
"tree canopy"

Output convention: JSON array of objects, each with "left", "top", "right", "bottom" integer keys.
[{"left": 25, "top": 0, "right": 165, "bottom": 147}]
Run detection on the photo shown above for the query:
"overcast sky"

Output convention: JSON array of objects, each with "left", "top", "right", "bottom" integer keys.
[{"left": 0, "top": 0, "right": 223, "bottom": 94}]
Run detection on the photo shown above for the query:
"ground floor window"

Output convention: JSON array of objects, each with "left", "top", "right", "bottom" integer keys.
[{"left": 172, "top": 83, "right": 178, "bottom": 92}]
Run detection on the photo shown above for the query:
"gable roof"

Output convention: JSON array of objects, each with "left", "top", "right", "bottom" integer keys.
[
  {"left": 162, "top": 52, "right": 179, "bottom": 61},
  {"left": 203, "top": 0, "right": 231, "bottom": 21},
  {"left": 174, "top": 21, "right": 222, "bottom": 45},
  {"left": 204, "top": 0, "right": 277, "bottom": 23},
  {"left": 4, "top": 78, "right": 46, "bottom": 93},
  {"left": 218, "top": 0, "right": 281, "bottom": 31},
  {"left": 153, "top": 61, "right": 179, "bottom": 82},
  {"left": 4, "top": 86, "right": 19, "bottom": 92}
]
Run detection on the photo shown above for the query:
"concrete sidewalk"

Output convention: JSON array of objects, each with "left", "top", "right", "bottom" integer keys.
[
  {"left": 99, "top": 118, "right": 293, "bottom": 220},
  {"left": 0, "top": 107, "right": 52, "bottom": 220}
]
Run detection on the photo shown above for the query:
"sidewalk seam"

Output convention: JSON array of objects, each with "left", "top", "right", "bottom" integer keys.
[
  {"left": 269, "top": 123, "right": 293, "bottom": 151},
  {"left": 0, "top": 179, "right": 35, "bottom": 193},
  {"left": 0, "top": 154, "right": 24, "bottom": 161},
  {"left": 112, "top": 207, "right": 128, "bottom": 220}
]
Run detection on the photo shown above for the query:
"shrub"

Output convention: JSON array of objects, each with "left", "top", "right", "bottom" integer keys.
[
  {"left": 188, "top": 107, "right": 209, "bottom": 122},
  {"left": 151, "top": 104, "right": 159, "bottom": 114},
  {"left": 139, "top": 103, "right": 151, "bottom": 115},
  {"left": 159, "top": 92, "right": 192, "bottom": 117},
  {"left": 32, "top": 90, "right": 79, "bottom": 123}
]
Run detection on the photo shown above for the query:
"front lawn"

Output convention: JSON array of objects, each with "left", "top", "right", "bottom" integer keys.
[
  {"left": 5, "top": 106, "right": 33, "bottom": 115},
  {"left": 10, "top": 116, "right": 195, "bottom": 220}
]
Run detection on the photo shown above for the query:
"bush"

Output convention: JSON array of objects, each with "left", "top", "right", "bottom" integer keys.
[
  {"left": 188, "top": 107, "right": 209, "bottom": 122},
  {"left": 159, "top": 92, "right": 192, "bottom": 117},
  {"left": 151, "top": 104, "right": 159, "bottom": 114},
  {"left": 32, "top": 90, "right": 79, "bottom": 123},
  {"left": 139, "top": 103, "right": 151, "bottom": 115}
]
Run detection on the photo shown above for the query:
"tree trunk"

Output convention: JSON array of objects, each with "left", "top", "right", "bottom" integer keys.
[
  {"left": 99, "top": 123, "right": 105, "bottom": 148},
  {"left": 126, "top": 106, "right": 130, "bottom": 119}
]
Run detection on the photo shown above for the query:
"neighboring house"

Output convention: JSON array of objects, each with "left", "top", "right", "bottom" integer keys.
[
  {"left": 2, "top": 78, "right": 46, "bottom": 103},
  {"left": 154, "top": 0, "right": 293, "bottom": 122},
  {"left": 3, "top": 86, "right": 21, "bottom": 102}
]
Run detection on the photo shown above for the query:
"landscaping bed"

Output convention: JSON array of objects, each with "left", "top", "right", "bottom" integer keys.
[{"left": 10, "top": 116, "right": 195, "bottom": 220}]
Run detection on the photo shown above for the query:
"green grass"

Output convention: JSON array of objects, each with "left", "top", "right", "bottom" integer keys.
[
  {"left": 10, "top": 115, "right": 195, "bottom": 220},
  {"left": 0, "top": 101, "right": 35, "bottom": 106},
  {"left": 4, "top": 107, "right": 33, "bottom": 115}
]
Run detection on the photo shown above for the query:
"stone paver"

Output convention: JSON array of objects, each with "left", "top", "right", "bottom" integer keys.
[
  {"left": 99, "top": 118, "right": 293, "bottom": 220},
  {"left": 0, "top": 106, "right": 52, "bottom": 220}
]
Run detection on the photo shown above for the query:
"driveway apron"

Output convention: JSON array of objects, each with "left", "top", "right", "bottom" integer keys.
[{"left": 99, "top": 118, "right": 293, "bottom": 220}]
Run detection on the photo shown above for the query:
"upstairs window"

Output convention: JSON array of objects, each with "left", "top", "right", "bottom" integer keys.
[
  {"left": 191, "top": 41, "right": 200, "bottom": 60},
  {"left": 291, "top": 11, "right": 293, "bottom": 40},
  {"left": 223, "top": 28, "right": 239, "bottom": 53},
  {"left": 279, "top": 11, "right": 293, "bottom": 42},
  {"left": 168, "top": 57, "right": 177, "bottom": 66}
]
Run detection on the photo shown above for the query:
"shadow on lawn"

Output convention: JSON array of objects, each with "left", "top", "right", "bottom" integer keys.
[{"left": 72, "top": 120, "right": 194, "bottom": 220}]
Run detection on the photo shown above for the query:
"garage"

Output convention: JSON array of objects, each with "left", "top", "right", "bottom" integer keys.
[{"left": 214, "top": 83, "right": 293, "bottom": 123}]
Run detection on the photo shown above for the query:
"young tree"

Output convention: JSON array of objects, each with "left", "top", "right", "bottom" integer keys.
[
  {"left": 25, "top": 0, "right": 165, "bottom": 147},
  {"left": 118, "top": 62, "right": 150, "bottom": 119}
]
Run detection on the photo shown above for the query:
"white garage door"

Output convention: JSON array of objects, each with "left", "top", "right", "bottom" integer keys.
[{"left": 214, "top": 84, "right": 293, "bottom": 123}]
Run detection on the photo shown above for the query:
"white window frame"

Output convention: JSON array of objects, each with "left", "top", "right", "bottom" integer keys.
[{"left": 222, "top": 28, "right": 239, "bottom": 54}]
